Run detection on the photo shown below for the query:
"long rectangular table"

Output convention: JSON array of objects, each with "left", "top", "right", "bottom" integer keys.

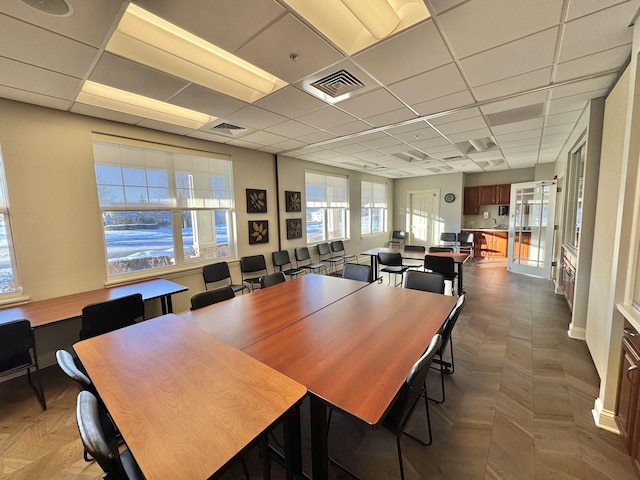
[
  {"left": 74, "top": 314, "right": 306, "bottom": 480},
  {"left": 243, "top": 282, "right": 457, "bottom": 479},
  {"left": 0, "top": 278, "right": 187, "bottom": 328},
  {"left": 361, "top": 246, "right": 469, "bottom": 295},
  {"left": 179, "top": 273, "right": 368, "bottom": 349}
]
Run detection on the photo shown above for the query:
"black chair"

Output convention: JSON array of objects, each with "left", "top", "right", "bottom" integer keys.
[
  {"left": 403, "top": 244, "right": 426, "bottom": 269},
  {"left": 0, "top": 319, "right": 46, "bottom": 410},
  {"left": 203, "top": 261, "right": 247, "bottom": 295},
  {"left": 424, "top": 255, "right": 457, "bottom": 295},
  {"left": 240, "top": 255, "right": 268, "bottom": 291},
  {"left": 457, "top": 232, "right": 474, "bottom": 259},
  {"left": 440, "top": 232, "right": 458, "bottom": 250},
  {"left": 341, "top": 263, "right": 371, "bottom": 283},
  {"left": 76, "top": 390, "right": 144, "bottom": 480},
  {"left": 330, "top": 334, "right": 442, "bottom": 480},
  {"left": 259, "top": 272, "right": 286, "bottom": 289},
  {"left": 430, "top": 295, "right": 466, "bottom": 404},
  {"left": 330, "top": 240, "right": 358, "bottom": 264},
  {"left": 403, "top": 270, "right": 445, "bottom": 294},
  {"left": 377, "top": 252, "right": 410, "bottom": 286},
  {"left": 317, "top": 242, "right": 343, "bottom": 274},
  {"left": 294, "top": 247, "right": 327, "bottom": 275},
  {"left": 428, "top": 246, "right": 454, "bottom": 253},
  {"left": 79, "top": 293, "right": 144, "bottom": 340},
  {"left": 272, "top": 250, "right": 305, "bottom": 279},
  {"left": 190, "top": 285, "right": 235, "bottom": 310},
  {"left": 386, "top": 230, "right": 405, "bottom": 248}
]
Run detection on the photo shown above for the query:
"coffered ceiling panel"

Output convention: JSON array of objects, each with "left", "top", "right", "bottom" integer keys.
[{"left": 1, "top": 0, "right": 638, "bottom": 178}]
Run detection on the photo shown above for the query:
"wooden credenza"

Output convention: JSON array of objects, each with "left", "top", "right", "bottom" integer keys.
[
  {"left": 616, "top": 320, "right": 640, "bottom": 476},
  {"left": 560, "top": 245, "right": 576, "bottom": 311}
]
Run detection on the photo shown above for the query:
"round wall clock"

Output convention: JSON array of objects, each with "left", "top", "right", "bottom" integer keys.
[{"left": 444, "top": 193, "right": 456, "bottom": 203}]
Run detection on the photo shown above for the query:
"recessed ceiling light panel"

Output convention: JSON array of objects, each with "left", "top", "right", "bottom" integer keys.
[{"left": 21, "top": 0, "right": 71, "bottom": 16}]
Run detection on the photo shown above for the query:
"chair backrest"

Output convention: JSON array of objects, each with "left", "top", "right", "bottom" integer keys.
[
  {"left": 240, "top": 255, "right": 267, "bottom": 276},
  {"left": 425, "top": 255, "right": 456, "bottom": 278},
  {"left": 404, "top": 245, "right": 426, "bottom": 253},
  {"left": 76, "top": 390, "right": 143, "bottom": 480},
  {"left": 439, "top": 294, "right": 466, "bottom": 353},
  {"left": 403, "top": 270, "right": 445, "bottom": 294},
  {"left": 331, "top": 240, "right": 346, "bottom": 255},
  {"left": 391, "top": 230, "right": 405, "bottom": 241},
  {"left": 259, "top": 272, "right": 286, "bottom": 288},
  {"left": 440, "top": 232, "right": 457, "bottom": 242},
  {"left": 429, "top": 246, "right": 454, "bottom": 253},
  {"left": 342, "top": 263, "right": 371, "bottom": 282},
  {"left": 294, "top": 246, "right": 312, "bottom": 264},
  {"left": 378, "top": 252, "right": 403, "bottom": 266},
  {"left": 79, "top": 293, "right": 144, "bottom": 340},
  {"left": 457, "top": 232, "right": 474, "bottom": 244},
  {"left": 190, "top": 286, "right": 235, "bottom": 310},
  {"left": 202, "top": 262, "right": 232, "bottom": 289},
  {"left": 382, "top": 334, "right": 442, "bottom": 434},
  {"left": 0, "top": 319, "right": 35, "bottom": 375},
  {"left": 317, "top": 242, "right": 331, "bottom": 257},
  {"left": 272, "top": 250, "right": 293, "bottom": 269},
  {"left": 56, "top": 349, "right": 91, "bottom": 391}
]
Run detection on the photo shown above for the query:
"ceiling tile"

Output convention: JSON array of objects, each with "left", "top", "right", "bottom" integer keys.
[
  {"left": 437, "top": 0, "right": 563, "bottom": 59},
  {"left": 461, "top": 28, "right": 558, "bottom": 87},
  {"left": 324, "top": 120, "right": 371, "bottom": 136},
  {"left": 296, "top": 106, "right": 357, "bottom": 130},
  {"left": 170, "top": 84, "right": 248, "bottom": 117},
  {"left": 388, "top": 63, "right": 467, "bottom": 106},
  {"left": 0, "top": 13, "right": 98, "bottom": 78},
  {"left": 224, "top": 105, "right": 288, "bottom": 129},
  {"left": 472, "top": 68, "right": 553, "bottom": 102},
  {"left": 0, "top": 0, "right": 123, "bottom": 47},
  {"left": 338, "top": 89, "right": 407, "bottom": 120},
  {"left": 549, "top": 74, "right": 618, "bottom": 99},
  {"left": 0, "top": 85, "right": 70, "bottom": 111},
  {"left": 133, "top": 0, "right": 285, "bottom": 52},
  {"left": 265, "top": 119, "right": 320, "bottom": 137},
  {"left": 435, "top": 116, "right": 489, "bottom": 135},
  {"left": 0, "top": 57, "right": 81, "bottom": 100},
  {"left": 236, "top": 14, "right": 344, "bottom": 84},
  {"left": 136, "top": 119, "right": 196, "bottom": 135},
  {"left": 555, "top": 44, "right": 630, "bottom": 82},
  {"left": 559, "top": 1, "right": 636, "bottom": 62},
  {"left": 238, "top": 130, "right": 289, "bottom": 146},
  {"left": 255, "top": 86, "right": 326, "bottom": 119},
  {"left": 412, "top": 90, "right": 475, "bottom": 116},
  {"left": 365, "top": 108, "right": 417, "bottom": 128},
  {"left": 90, "top": 53, "right": 189, "bottom": 101},
  {"left": 353, "top": 21, "right": 452, "bottom": 85},
  {"left": 566, "top": 0, "right": 638, "bottom": 21}
]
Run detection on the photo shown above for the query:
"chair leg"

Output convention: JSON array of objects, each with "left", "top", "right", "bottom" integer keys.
[
  {"left": 396, "top": 435, "right": 406, "bottom": 480},
  {"left": 26, "top": 365, "right": 46, "bottom": 411},
  {"left": 428, "top": 355, "right": 446, "bottom": 404},
  {"left": 446, "top": 337, "right": 455, "bottom": 375}
]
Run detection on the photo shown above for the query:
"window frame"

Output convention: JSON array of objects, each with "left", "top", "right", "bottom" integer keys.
[
  {"left": 0, "top": 146, "right": 21, "bottom": 299},
  {"left": 361, "top": 180, "right": 387, "bottom": 237},
  {"left": 93, "top": 136, "right": 236, "bottom": 279},
  {"left": 305, "top": 171, "right": 349, "bottom": 243}
]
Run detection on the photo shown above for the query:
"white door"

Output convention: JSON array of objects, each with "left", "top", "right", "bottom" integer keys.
[
  {"left": 507, "top": 181, "right": 557, "bottom": 277},
  {"left": 408, "top": 190, "right": 440, "bottom": 245}
]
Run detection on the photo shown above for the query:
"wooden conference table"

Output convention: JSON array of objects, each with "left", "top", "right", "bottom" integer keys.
[
  {"left": 182, "top": 274, "right": 457, "bottom": 479},
  {"left": 361, "top": 246, "right": 469, "bottom": 295},
  {"left": 0, "top": 278, "right": 187, "bottom": 328},
  {"left": 74, "top": 314, "right": 306, "bottom": 480}
]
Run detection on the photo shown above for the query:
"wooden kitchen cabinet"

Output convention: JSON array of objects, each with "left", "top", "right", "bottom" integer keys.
[
  {"left": 615, "top": 321, "right": 640, "bottom": 477},
  {"left": 496, "top": 184, "right": 511, "bottom": 204},
  {"left": 464, "top": 186, "right": 480, "bottom": 214},
  {"left": 479, "top": 185, "right": 496, "bottom": 205}
]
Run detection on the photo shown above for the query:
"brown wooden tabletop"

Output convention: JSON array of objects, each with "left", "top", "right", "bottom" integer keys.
[
  {"left": 74, "top": 314, "right": 306, "bottom": 480},
  {"left": 0, "top": 278, "right": 187, "bottom": 328},
  {"left": 242, "top": 283, "right": 456, "bottom": 479},
  {"left": 179, "top": 273, "right": 368, "bottom": 349}
]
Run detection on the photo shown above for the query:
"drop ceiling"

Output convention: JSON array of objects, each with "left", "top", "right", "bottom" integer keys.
[{"left": 0, "top": 0, "right": 637, "bottom": 178}]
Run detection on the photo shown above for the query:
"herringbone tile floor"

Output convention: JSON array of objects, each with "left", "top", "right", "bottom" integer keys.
[{"left": 0, "top": 262, "right": 635, "bottom": 479}]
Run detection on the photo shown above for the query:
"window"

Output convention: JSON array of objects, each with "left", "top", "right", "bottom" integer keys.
[
  {"left": 361, "top": 181, "right": 387, "bottom": 236},
  {"left": 0, "top": 147, "right": 20, "bottom": 295},
  {"left": 305, "top": 172, "right": 348, "bottom": 243},
  {"left": 93, "top": 137, "right": 235, "bottom": 277}
]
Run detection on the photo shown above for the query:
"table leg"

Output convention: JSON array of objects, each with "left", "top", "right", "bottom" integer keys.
[
  {"left": 160, "top": 295, "right": 174, "bottom": 314},
  {"left": 283, "top": 404, "right": 303, "bottom": 480},
  {"left": 369, "top": 255, "right": 379, "bottom": 282},
  {"left": 310, "top": 395, "right": 329, "bottom": 480},
  {"left": 457, "top": 263, "right": 464, "bottom": 295}
]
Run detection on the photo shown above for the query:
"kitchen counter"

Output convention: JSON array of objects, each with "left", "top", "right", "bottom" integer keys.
[{"left": 461, "top": 228, "right": 508, "bottom": 232}]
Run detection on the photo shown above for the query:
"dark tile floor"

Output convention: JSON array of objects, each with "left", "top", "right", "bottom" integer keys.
[{"left": 0, "top": 261, "right": 635, "bottom": 479}]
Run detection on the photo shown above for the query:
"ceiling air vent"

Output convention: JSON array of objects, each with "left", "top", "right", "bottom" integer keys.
[
  {"left": 310, "top": 70, "right": 365, "bottom": 98},
  {"left": 206, "top": 121, "right": 250, "bottom": 137}
]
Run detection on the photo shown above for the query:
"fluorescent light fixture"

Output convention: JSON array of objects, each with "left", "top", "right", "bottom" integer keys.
[
  {"left": 77, "top": 81, "right": 216, "bottom": 130},
  {"left": 282, "top": 0, "right": 430, "bottom": 54},
  {"left": 106, "top": 4, "right": 287, "bottom": 103}
]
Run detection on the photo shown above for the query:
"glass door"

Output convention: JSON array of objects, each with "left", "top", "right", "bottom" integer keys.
[{"left": 507, "top": 180, "right": 557, "bottom": 277}]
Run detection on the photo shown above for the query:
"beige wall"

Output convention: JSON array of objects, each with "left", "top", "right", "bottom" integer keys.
[{"left": 0, "top": 98, "right": 390, "bottom": 367}]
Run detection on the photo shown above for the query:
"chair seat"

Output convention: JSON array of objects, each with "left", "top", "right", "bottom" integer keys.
[
  {"left": 0, "top": 352, "right": 32, "bottom": 374},
  {"left": 282, "top": 267, "right": 305, "bottom": 277},
  {"left": 381, "top": 265, "right": 409, "bottom": 274}
]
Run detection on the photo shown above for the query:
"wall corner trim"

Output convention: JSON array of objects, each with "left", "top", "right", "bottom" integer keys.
[{"left": 592, "top": 397, "right": 620, "bottom": 434}]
